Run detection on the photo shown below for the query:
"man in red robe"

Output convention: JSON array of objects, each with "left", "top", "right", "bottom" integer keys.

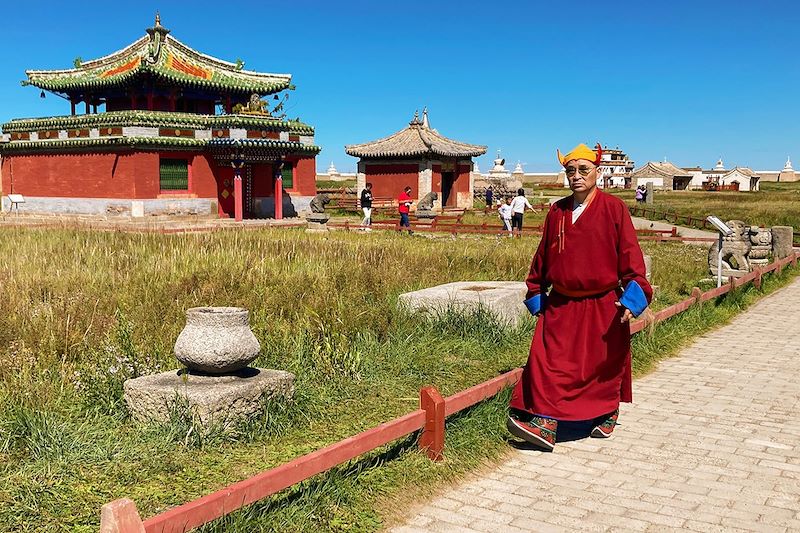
[{"left": 507, "top": 143, "right": 652, "bottom": 451}]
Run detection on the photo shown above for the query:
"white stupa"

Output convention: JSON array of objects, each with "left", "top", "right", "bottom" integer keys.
[
  {"left": 713, "top": 158, "right": 726, "bottom": 172},
  {"left": 327, "top": 161, "right": 338, "bottom": 176},
  {"left": 779, "top": 156, "right": 797, "bottom": 182},
  {"left": 487, "top": 150, "right": 510, "bottom": 181},
  {"left": 513, "top": 161, "right": 524, "bottom": 175}
]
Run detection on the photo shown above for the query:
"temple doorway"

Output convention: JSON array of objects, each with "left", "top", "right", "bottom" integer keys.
[{"left": 441, "top": 171, "right": 455, "bottom": 207}]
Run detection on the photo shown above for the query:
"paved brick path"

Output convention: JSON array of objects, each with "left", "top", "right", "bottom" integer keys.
[{"left": 391, "top": 278, "right": 800, "bottom": 532}]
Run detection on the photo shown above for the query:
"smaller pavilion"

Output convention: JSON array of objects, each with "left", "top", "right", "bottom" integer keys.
[
  {"left": 632, "top": 161, "right": 693, "bottom": 190},
  {"left": 345, "top": 109, "right": 486, "bottom": 209}
]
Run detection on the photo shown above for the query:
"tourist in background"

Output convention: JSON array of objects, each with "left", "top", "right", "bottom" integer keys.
[
  {"left": 398, "top": 186, "right": 413, "bottom": 234},
  {"left": 360, "top": 182, "right": 373, "bottom": 229},
  {"left": 498, "top": 196, "right": 513, "bottom": 237},
  {"left": 635, "top": 185, "right": 644, "bottom": 203},
  {"left": 510, "top": 188, "right": 533, "bottom": 236},
  {"left": 485, "top": 186, "right": 494, "bottom": 209},
  {"left": 506, "top": 143, "right": 652, "bottom": 451}
]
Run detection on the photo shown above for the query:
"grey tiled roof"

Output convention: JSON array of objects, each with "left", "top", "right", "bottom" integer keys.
[{"left": 345, "top": 113, "right": 486, "bottom": 159}]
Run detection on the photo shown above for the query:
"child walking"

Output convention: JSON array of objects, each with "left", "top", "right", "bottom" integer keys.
[{"left": 498, "top": 196, "right": 513, "bottom": 237}]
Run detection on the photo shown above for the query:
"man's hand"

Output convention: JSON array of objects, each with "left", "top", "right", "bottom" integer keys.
[{"left": 614, "top": 301, "right": 633, "bottom": 323}]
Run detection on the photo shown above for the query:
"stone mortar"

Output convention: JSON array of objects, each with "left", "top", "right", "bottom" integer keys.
[{"left": 174, "top": 307, "right": 261, "bottom": 374}]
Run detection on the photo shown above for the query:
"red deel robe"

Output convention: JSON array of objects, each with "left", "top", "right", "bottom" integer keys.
[{"left": 509, "top": 189, "right": 652, "bottom": 421}]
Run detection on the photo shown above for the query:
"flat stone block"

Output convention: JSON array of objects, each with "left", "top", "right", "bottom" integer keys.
[
  {"left": 123, "top": 367, "right": 294, "bottom": 426},
  {"left": 399, "top": 281, "right": 528, "bottom": 326}
]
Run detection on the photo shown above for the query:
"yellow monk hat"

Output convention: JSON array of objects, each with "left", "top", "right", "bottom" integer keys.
[{"left": 557, "top": 142, "right": 603, "bottom": 167}]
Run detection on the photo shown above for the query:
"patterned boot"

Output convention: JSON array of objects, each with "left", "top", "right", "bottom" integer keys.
[
  {"left": 506, "top": 414, "right": 558, "bottom": 451},
  {"left": 591, "top": 409, "right": 619, "bottom": 438}
]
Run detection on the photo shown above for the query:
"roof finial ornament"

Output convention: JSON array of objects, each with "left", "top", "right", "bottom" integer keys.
[
  {"left": 422, "top": 107, "right": 430, "bottom": 128},
  {"left": 409, "top": 110, "right": 422, "bottom": 126},
  {"left": 146, "top": 12, "right": 170, "bottom": 63}
]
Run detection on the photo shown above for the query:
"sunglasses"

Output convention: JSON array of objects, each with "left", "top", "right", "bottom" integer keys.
[{"left": 565, "top": 165, "right": 596, "bottom": 177}]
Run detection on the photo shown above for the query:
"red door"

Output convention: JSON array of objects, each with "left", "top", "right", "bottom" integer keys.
[{"left": 216, "top": 166, "right": 235, "bottom": 218}]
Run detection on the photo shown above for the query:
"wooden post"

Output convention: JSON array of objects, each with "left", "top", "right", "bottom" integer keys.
[
  {"left": 234, "top": 171, "right": 243, "bottom": 222},
  {"left": 691, "top": 286, "right": 703, "bottom": 307},
  {"left": 671, "top": 226, "right": 677, "bottom": 237},
  {"left": 754, "top": 268, "right": 763, "bottom": 290},
  {"left": 99, "top": 498, "right": 145, "bottom": 533},
  {"left": 419, "top": 386, "right": 445, "bottom": 461},
  {"left": 70, "top": 99, "right": 76, "bottom": 116},
  {"left": 274, "top": 171, "right": 283, "bottom": 220}
]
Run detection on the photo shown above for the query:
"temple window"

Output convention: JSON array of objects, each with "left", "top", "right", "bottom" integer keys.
[
  {"left": 281, "top": 162, "right": 294, "bottom": 189},
  {"left": 160, "top": 158, "right": 190, "bottom": 191}
]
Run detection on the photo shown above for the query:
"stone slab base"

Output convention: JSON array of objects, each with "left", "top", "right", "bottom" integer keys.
[
  {"left": 123, "top": 367, "right": 294, "bottom": 426},
  {"left": 710, "top": 268, "right": 750, "bottom": 279},
  {"left": 399, "top": 281, "right": 527, "bottom": 326},
  {"left": 1, "top": 196, "right": 217, "bottom": 217}
]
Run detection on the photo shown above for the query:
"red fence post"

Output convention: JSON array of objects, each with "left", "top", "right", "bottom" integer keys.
[
  {"left": 754, "top": 267, "right": 763, "bottom": 290},
  {"left": 671, "top": 226, "right": 677, "bottom": 237},
  {"left": 100, "top": 499, "right": 145, "bottom": 533},
  {"left": 691, "top": 286, "right": 702, "bottom": 307},
  {"left": 419, "top": 386, "right": 445, "bottom": 461}
]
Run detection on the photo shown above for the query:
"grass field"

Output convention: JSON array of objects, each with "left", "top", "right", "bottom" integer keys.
[
  {"left": 609, "top": 181, "right": 800, "bottom": 230},
  {"left": 0, "top": 227, "right": 793, "bottom": 531}
]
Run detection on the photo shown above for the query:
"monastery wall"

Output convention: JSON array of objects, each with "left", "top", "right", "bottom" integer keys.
[{"left": 361, "top": 163, "right": 420, "bottom": 199}]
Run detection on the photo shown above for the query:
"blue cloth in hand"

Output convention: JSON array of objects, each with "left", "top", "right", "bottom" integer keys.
[
  {"left": 524, "top": 293, "right": 543, "bottom": 316},
  {"left": 619, "top": 280, "right": 648, "bottom": 317}
]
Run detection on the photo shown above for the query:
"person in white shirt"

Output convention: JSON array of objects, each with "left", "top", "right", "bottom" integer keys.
[
  {"left": 497, "top": 196, "right": 513, "bottom": 236},
  {"left": 510, "top": 188, "right": 533, "bottom": 236}
]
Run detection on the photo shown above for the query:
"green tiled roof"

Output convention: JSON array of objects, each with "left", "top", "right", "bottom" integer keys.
[
  {"left": 1, "top": 111, "right": 315, "bottom": 135},
  {"left": 0, "top": 136, "right": 321, "bottom": 155},
  {"left": 24, "top": 19, "right": 292, "bottom": 96}
]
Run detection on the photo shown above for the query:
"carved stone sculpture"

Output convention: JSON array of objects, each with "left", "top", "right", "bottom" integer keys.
[
  {"left": 708, "top": 220, "right": 752, "bottom": 274},
  {"left": 309, "top": 193, "right": 331, "bottom": 213},
  {"left": 748, "top": 227, "right": 772, "bottom": 264},
  {"left": 771, "top": 226, "right": 794, "bottom": 259},
  {"left": 417, "top": 192, "right": 438, "bottom": 212}
]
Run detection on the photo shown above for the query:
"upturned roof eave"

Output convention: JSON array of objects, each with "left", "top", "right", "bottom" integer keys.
[
  {"left": 345, "top": 124, "right": 486, "bottom": 160},
  {"left": 23, "top": 33, "right": 292, "bottom": 95}
]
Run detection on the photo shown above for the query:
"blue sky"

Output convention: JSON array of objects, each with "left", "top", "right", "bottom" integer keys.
[{"left": 1, "top": 1, "right": 797, "bottom": 172}]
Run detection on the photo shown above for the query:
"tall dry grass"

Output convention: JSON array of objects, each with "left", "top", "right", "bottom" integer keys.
[{"left": 0, "top": 227, "right": 714, "bottom": 531}]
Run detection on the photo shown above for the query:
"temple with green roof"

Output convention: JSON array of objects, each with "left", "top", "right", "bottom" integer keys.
[{"left": 0, "top": 15, "right": 320, "bottom": 219}]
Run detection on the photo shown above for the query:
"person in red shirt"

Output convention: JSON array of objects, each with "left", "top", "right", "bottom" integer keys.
[
  {"left": 398, "top": 186, "right": 413, "bottom": 234},
  {"left": 507, "top": 143, "right": 652, "bottom": 451}
]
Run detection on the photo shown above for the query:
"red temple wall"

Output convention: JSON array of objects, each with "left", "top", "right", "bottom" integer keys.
[
  {"left": 2, "top": 152, "right": 141, "bottom": 198},
  {"left": 291, "top": 156, "right": 317, "bottom": 196},
  {"left": 0, "top": 151, "right": 220, "bottom": 200},
  {"left": 363, "top": 163, "right": 419, "bottom": 199}
]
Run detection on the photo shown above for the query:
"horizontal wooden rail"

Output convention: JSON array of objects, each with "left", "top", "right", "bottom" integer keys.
[
  {"left": 101, "top": 251, "right": 800, "bottom": 533},
  {"left": 444, "top": 368, "right": 523, "bottom": 417},
  {"left": 142, "top": 410, "right": 427, "bottom": 533}
]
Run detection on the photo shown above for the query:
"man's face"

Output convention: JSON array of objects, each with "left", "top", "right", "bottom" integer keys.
[{"left": 565, "top": 158, "right": 598, "bottom": 193}]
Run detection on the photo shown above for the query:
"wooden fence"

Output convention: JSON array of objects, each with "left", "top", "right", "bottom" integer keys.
[
  {"left": 327, "top": 219, "right": 715, "bottom": 243},
  {"left": 100, "top": 250, "right": 800, "bottom": 532},
  {"left": 629, "top": 205, "right": 800, "bottom": 246}
]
